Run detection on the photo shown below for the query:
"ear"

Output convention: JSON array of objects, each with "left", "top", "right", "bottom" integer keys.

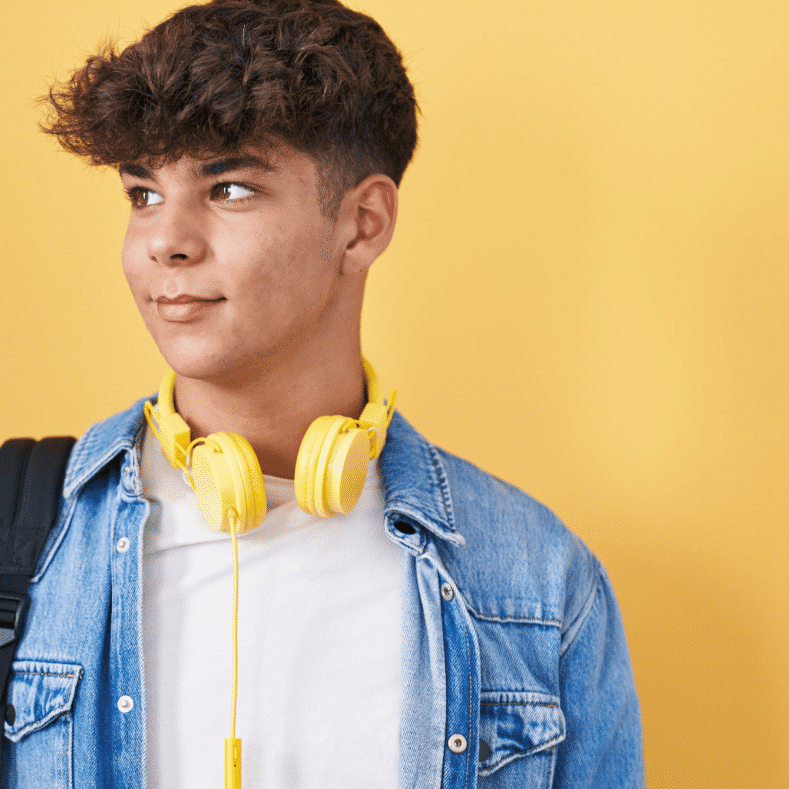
[{"left": 339, "top": 174, "right": 399, "bottom": 275}]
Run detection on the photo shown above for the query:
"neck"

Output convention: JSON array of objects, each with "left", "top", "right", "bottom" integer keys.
[{"left": 170, "top": 349, "right": 367, "bottom": 480}]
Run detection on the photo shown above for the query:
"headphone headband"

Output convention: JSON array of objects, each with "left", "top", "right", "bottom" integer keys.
[{"left": 144, "top": 357, "right": 397, "bottom": 510}]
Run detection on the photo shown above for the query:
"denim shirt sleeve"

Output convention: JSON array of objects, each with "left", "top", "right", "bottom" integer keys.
[{"left": 554, "top": 560, "right": 646, "bottom": 788}]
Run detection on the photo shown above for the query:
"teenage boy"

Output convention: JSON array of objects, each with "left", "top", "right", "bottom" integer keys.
[{"left": 1, "top": 0, "right": 645, "bottom": 787}]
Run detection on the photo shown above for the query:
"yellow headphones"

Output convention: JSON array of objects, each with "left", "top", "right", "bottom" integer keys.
[{"left": 143, "top": 357, "right": 396, "bottom": 533}]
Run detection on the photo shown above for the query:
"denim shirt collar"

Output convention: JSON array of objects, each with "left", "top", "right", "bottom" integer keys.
[{"left": 60, "top": 393, "right": 466, "bottom": 548}]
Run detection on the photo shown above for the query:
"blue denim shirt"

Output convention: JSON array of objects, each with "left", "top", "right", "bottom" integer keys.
[{"left": 2, "top": 393, "right": 645, "bottom": 788}]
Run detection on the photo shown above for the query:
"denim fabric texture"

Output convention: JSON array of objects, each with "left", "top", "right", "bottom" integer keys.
[{"left": 1, "top": 394, "right": 645, "bottom": 788}]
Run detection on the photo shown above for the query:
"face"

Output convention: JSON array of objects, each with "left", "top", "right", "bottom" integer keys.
[{"left": 120, "top": 145, "right": 350, "bottom": 385}]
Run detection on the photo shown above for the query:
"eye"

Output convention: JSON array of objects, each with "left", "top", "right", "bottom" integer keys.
[
  {"left": 124, "top": 187, "right": 163, "bottom": 208},
  {"left": 213, "top": 183, "right": 256, "bottom": 202}
]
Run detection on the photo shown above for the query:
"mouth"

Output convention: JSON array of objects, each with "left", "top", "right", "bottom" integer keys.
[
  {"left": 155, "top": 294, "right": 224, "bottom": 305},
  {"left": 156, "top": 297, "right": 225, "bottom": 322}
]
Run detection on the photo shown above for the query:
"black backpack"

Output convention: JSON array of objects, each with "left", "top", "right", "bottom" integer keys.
[{"left": 0, "top": 436, "right": 76, "bottom": 770}]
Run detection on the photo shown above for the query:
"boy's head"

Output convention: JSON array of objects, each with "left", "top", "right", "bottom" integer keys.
[
  {"left": 37, "top": 0, "right": 418, "bottom": 388},
  {"left": 38, "top": 0, "right": 418, "bottom": 220}
]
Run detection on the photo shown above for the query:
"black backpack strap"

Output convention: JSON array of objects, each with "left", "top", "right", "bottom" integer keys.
[{"left": 0, "top": 436, "right": 76, "bottom": 742}]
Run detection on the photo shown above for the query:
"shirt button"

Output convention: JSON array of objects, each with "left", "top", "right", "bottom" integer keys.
[
  {"left": 121, "top": 465, "right": 135, "bottom": 492},
  {"left": 448, "top": 733, "right": 467, "bottom": 753},
  {"left": 440, "top": 582, "right": 455, "bottom": 601},
  {"left": 117, "top": 695, "right": 134, "bottom": 713},
  {"left": 116, "top": 537, "right": 131, "bottom": 553}
]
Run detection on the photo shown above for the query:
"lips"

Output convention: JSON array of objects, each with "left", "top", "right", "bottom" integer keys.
[
  {"left": 156, "top": 297, "right": 224, "bottom": 322},
  {"left": 156, "top": 294, "right": 221, "bottom": 304}
]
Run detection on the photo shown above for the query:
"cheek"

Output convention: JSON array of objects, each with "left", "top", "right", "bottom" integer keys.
[
  {"left": 222, "top": 224, "right": 300, "bottom": 287},
  {"left": 121, "top": 229, "right": 148, "bottom": 299}
]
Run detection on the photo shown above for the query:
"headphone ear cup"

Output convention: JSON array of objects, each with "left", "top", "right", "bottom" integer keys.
[
  {"left": 295, "top": 416, "right": 370, "bottom": 517},
  {"left": 324, "top": 427, "right": 371, "bottom": 515},
  {"left": 223, "top": 431, "right": 267, "bottom": 531},
  {"left": 295, "top": 416, "right": 339, "bottom": 516},
  {"left": 189, "top": 432, "right": 266, "bottom": 533}
]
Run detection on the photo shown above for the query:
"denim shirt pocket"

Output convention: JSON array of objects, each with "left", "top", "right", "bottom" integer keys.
[
  {"left": 477, "top": 690, "right": 566, "bottom": 781},
  {"left": 2, "top": 660, "right": 81, "bottom": 789}
]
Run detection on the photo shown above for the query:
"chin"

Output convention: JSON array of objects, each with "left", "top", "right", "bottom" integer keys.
[
  {"left": 163, "top": 347, "right": 267, "bottom": 389},
  {"left": 156, "top": 339, "right": 230, "bottom": 380}
]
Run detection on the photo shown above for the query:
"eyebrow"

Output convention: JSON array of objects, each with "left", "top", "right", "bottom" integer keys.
[{"left": 118, "top": 155, "right": 279, "bottom": 180}]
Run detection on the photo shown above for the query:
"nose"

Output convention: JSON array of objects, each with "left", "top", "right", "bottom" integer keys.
[{"left": 146, "top": 200, "right": 208, "bottom": 266}]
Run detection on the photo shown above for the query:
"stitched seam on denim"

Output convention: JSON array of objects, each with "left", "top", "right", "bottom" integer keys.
[
  {"left": 426, "top": 443, "right": 457, "bottom": 532},
  {"left": 559, "top": 556, "right": 601, "bottom": 656},
  {"left": 467, "top": 606, "right": 561, "bottom": 626},
  {"left": 30, "top": 494, "right": 80, "bottom": 584},
  {"left": 66, "top": 712, "right": 74, "bottom": 789},
  {"left": 542, "top": 740, "right": 555, "bottom": 789},
  {"left": 481, "top": 701, "right": 559, "bottom": 708},
  {"left": 5, "top": 706, "right": 75, "bottom": 742},
  {"left": 60, "top": 428, "right": 88, "bottom": 497},
  {"left": 12, "top": 671, "right": 77, "bottom": 678},
  {"left": 135, "top": 491, "right": 148, "bottom": 784},
  {"left": 114, "top": 698, "right": 119, "bottom": 785},
  {"left": 464, "top": 610, "right": 472, "bottom": 789},
  {"left": 113, "top": 494, "right": 121, "bottom": 787},
  {"left": 478, "top": 733, "right": 565, "bottom": 775}
]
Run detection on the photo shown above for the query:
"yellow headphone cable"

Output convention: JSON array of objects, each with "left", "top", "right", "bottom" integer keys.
[{"left": 225, "top": 510, "right": 241, "bottom": 789}]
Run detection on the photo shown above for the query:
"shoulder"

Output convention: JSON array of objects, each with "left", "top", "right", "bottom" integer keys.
[
  {"left": 60, "top": 393, "right": 151, "bottom": 501},
  {"left": 412, "top": 424, "right": 601, "bottom": 644},
  {"left": 28, "top": 393, "right": 152, "bottom": 580}
]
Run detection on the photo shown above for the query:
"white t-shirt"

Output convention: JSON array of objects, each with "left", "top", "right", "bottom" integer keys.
[{"left": 139, "top": 421, "right": 403, "bottom": 788}]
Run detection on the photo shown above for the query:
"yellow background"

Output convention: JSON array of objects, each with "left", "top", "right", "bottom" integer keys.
[{"left": 2, "top": 1, "right": 787, "bottom": 786}]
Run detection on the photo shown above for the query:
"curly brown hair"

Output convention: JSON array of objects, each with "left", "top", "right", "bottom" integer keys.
[{"left": 37, "top": 0, "right": 419, "bottom": 218}]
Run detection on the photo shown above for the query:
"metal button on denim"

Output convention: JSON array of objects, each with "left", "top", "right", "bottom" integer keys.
[
  {"left": 121, "top": 465, "right": 135, "bottom": 492},
  {"left": 117, "top": 695, "right": 134, "bottom": 713},
  {"left": 448, "top": 733, "right": 467, "bottom": 753},
  {"left": 440, "top": 582, "right": 454, "bottom": 601}
]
